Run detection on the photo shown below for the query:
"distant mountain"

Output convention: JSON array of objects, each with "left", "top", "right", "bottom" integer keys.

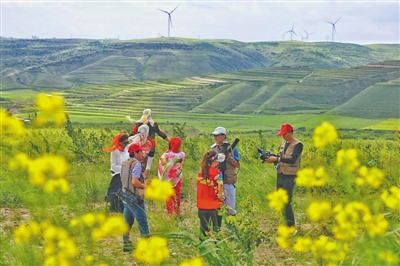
[{"left": 1, "top": 38, "right": 399, "bottom": 90}]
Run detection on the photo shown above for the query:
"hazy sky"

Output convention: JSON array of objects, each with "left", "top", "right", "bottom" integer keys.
[{"left": 1, "top": 0, "right": 399, "bottom": 44}]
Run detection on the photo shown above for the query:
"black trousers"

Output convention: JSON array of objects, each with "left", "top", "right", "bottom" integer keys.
[
  {"left": 198, "top": 209, "right": 222, "bottom": 237},
  {"left": 107, "top": 173, "right": 122, "bottom": 196},
  {"left": 277, "top": 173, "right": 296, "bottom": 227}
]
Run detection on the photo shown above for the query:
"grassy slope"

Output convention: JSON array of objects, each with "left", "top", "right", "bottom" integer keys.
[
  {"left": 329, "top": 78, "right": 400, "bottom": 119},
  {"left": 1, "top": 38, "right": 399, "bottom": 91}
]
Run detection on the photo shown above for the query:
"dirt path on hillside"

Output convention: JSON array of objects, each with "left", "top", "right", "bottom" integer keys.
[
  {"left": 186, "top": 76, "right": 226, "bottom": 83},
  {"left": 367, "top": 65, "right": 400, "bottom": 68}
]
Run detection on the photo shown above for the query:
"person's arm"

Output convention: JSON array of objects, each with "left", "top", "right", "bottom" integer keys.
[
  {"left": 265, "top": 143, "right": 303, "bottom": 164},
  {"left": 130, "top": 124, "right": 140, "bottom": 136},
  {"left": 131, "top": 163, "right": 146, "bottom": 188},
  {"left": 154, "top": 123, "right": 169, "bottom": 142},
  {"left": 110, "top": 151, "right": 122, "bottom": 173},
  {"left": 229, "top": 147, "right": 240, "bottom": 168}
]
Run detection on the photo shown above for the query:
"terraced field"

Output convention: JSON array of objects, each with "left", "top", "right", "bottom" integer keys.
[{"left": 2, "top": 61, "right": 399, "bottom": 132}]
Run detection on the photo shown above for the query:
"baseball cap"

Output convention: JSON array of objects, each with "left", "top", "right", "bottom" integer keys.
[
  {"left": 211, "top": 127, "right": 227, "bottom": 136},
  {"left": 215, "top": 153, "right": 226, "bottom": 162},
  {"left": 128, "top": 142, "right": 149, "bottom": 154},
  {"left": 277, "top": 124, "right": 294, "bottom": 136}
]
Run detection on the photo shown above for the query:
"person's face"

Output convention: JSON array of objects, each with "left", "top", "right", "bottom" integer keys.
[
  {"left": 120, "top": 139, "right": 129, "bottom": 148},
  {"left": 213, "top": 134, "right": 225, "bottom": 144},
  {"left": 282, "top": 132, "right": 292, "bottom": 141},
  {"left": 136, "top": 150, "right": 146, "bottom": 161}
]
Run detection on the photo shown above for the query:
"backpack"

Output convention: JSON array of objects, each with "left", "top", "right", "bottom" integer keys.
[{"left": 105, "top": 193, "right": 124, "bottom": 213}]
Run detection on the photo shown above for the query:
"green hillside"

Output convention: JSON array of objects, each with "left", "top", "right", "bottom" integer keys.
[
  {"left": 1, "top": 38, "right": 399, "bottom": 90},
  {"left": 329, "top": 78, "right": 400, "bottom": 119}
]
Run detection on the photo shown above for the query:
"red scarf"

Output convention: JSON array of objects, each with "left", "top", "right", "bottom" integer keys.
[
  {"left": 169, "top": 137, "right": 181, "bottom": 153},
  {"left": 103, "top": 133, "right": 126, "bottom": 152}
]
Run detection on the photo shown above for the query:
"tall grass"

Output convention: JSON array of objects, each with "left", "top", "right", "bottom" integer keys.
[{"left": 1, "top": 121, "right": 399, "bottom": 265}]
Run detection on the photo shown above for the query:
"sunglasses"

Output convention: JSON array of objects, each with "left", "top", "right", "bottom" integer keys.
[
  {"left": 213, "top": 134, "right": 223, "bottom": 137},
  {"left": 122, "top": 141, "right": 129, "bottom": 145}
]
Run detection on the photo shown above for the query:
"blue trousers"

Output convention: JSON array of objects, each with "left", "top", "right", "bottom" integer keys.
[
  {"left": 123, "top": 199, "right": 149, "bottom": 239},
  {"left": 224, "top": 183, "right": 237, "bottom": 215}
]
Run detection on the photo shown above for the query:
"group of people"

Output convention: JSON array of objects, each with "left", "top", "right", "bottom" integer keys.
[{"left": 103, "top": 109, "right": 303, "bottom": 251}]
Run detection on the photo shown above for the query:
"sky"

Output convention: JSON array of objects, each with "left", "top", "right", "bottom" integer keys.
[{"left": 1, "top": 0, "right": 399, "bottom": 45}]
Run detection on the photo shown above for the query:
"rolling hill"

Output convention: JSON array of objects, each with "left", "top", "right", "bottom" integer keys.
[{"left": 1, "top": 37, "right": 399, "bottom": 90}]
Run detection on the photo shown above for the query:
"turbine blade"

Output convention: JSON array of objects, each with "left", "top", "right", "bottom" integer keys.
[
  {"left": 169, "top": 16, "right": 173, "bottom": 28},
  {"left": 292, "top": 31, "right": 298, "bottom": 37},
  {"left": 158, "top": 9, "right": 169, "bottom": 14},
  {"left": 325, "top": 21, "right": 333, "bottom": 25},
  {"left": 334, "top": 16, "right": 341, "bottom": 24},
  {"left": 170, "top": 5, "right": 179, "bottom": 13},
  {"left": 292, "top": 23, "right": 295, "bottom": 30}
]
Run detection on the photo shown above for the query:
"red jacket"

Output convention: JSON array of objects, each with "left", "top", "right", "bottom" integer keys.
[{"left": 196, "top": 166, "right": 224, "bottom": 210}]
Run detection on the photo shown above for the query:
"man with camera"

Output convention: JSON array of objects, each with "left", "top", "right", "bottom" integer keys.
[
  {"left": 264, "top": 124, "right": 303, "bottom": 230},
  {"left": 120, "top": 142, "right": 150, "bottom": 252},
  {"left": 210, "top": 127, "right": 240, "bottom": 216}
]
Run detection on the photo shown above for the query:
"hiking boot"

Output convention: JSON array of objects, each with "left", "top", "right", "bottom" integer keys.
[
  {"left": 123, "top": 236, "right": 133, "bottom": 253},
  {"left": 123, "top": 245, "right": 134, "bottom": 253}
]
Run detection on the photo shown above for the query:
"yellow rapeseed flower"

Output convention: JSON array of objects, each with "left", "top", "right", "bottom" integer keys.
[
  {"left": 379, "top": 251, "right": 399, "bottom": 263},
  {"left": 84, "top": 255, "right": 94, "bottom": 264},
  {"left": 179, "top": 257, "right": 205, "bottom": 266},
  {"left": 296, "top": 166, "right": 329, "bottom": 187},
  {"left": 13, "top": 224, "right": 31, "bottom": 244},
  {"left": 311, "top": 236, "right": 347, "bottom": 263},
  {"left": 362, "top": 213, "right": 389, "bottom": 237},
  {"left": 133, "top": 236, "right": 170, "bottom": 264},
  {"left": 0, "top": 108, "right": 25, "bottom": 144},
  {"left": 380, "top": 186, "right": 400, "bottom": 212},
  {"left": 355, "top": 166, "right": 385, "bottom": 188},
  {"left": 306, "top": 201, "right": 332, "bottom": 222},
  {"left": 92, "top": 215, "right": 129, "bottom": 240},
  {"left": 35, "top": 93, "right": 66, "bottom": 127},
  {"left": 145, "top": 179, "right": 174, "bottom": 201},
  {"left": 277, "top": 224, "right": 296, "bottom": 238},
  {"left": 276, "top": 236, "right": 290, "bottom": 249},
  {"left": 26, "top": 154, "right": 69, "bottom": 193},
  {"left": 82, "top": 213, "right": 97, "bottom": 227},
  {"left": 336, "top": 149, "right": 360, "bottom": 171},
  {"left": 293, "top": 237, "right": 313, "bottom": 252},
  {"left": 313, "top": 121, "right": 338, "bottom": 148},
  {"left": 9, "top": 152, "right": 32, "bottom": 170},
  {"left": 332, "top": 202, "right": 371, "bottom": 241},
  {"left": 266, "top": 188, "right": 288, "bottom": 212}
]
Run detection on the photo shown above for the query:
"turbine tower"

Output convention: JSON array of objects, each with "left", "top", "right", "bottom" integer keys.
[
  {"left": 326, "top": 17, "right": 341, "bottom": 42},
  {"left": 285, "top": 23, "right": 297, "bottom": 41},
  {"left": 158, "top": 5, "right": 179, "bottom": 37}
]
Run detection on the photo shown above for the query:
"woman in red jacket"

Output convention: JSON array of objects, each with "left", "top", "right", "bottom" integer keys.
[{"left": 196, "top": 150, "right": 226, "bottom": 237}]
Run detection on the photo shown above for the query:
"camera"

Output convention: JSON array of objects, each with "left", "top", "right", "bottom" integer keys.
[
  {"left": 257, "top": 148, "right": 276, "bottom": 163},
  {"left": 116, "top": 188, "right": 139, "bottom": 206}
]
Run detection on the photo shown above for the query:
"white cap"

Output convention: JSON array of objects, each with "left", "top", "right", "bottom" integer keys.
[
  {"left": 215, "top": 153, "right": 226, "bottom": 162},
  {"left": 211, "top": 127, "right": 227, "bottom": 136}
]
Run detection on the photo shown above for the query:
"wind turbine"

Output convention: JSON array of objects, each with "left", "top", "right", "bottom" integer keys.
[
  {"left": 325, "top": 17, "right": 341, "bottom": 42},
  {"left": 158, "top": 5, "right": 179, "bottom": 37},
  {"left": 303, "top": 29, "right": 315, "bottom": 42},
  {"left": 285, "top": 23, "right": 297, "bottom": 41}
]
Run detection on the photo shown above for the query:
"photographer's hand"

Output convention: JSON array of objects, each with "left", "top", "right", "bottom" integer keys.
[{"left": 265, "top": 156, "right": 279, "bottom": 164}]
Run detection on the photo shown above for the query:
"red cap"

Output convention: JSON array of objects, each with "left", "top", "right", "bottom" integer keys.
[
  {"left": 277, "top": 124, "right": 294, "bottom": 136},
  {"left": 128, "top": 142, "right": 149, "bottom": 154}
]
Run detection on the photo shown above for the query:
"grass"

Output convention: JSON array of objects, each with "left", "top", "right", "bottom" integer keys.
[{"left": 1, "top": 125, "right": 399, "bottom": 265}]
